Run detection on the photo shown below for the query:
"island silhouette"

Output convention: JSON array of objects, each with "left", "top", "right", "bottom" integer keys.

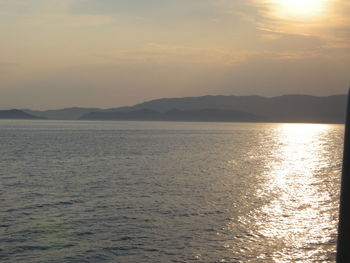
[{"left": 1, "top": 94, "right": 345, "bottom": 123}]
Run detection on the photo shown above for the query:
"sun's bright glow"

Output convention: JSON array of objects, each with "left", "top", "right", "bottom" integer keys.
[{"left": 269, "top": 0, "right": 330, "bottom": 19}]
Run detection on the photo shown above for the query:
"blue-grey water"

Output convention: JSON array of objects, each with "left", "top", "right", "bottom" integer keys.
[{"left": 0, "top": 120, "right": 343, "bottom": 262}]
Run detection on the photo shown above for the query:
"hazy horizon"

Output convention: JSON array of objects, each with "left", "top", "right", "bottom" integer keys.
[
  {"left": 0, "top": 92, "right": 346, "bottom": 111},
  {"left": 1, "top": 0, "right": 349, "bottom": 110}
]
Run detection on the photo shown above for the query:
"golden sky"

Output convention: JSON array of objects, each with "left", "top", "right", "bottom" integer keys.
[{"left": 0, "top": 0, "right": 349, "bottom": 109}]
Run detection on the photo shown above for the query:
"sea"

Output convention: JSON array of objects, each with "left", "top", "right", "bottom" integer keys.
[{"left": 0, "top": 120, "right": 344, "bottom": 263}]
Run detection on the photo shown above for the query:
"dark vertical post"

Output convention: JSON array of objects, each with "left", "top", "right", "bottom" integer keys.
[{"left": 337, "top": 88, "right": 350, "bottom": 262}]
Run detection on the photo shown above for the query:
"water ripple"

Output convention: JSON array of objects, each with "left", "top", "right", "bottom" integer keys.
[{"left": 0, "top": 120, "right": 343, "bottom": 262}]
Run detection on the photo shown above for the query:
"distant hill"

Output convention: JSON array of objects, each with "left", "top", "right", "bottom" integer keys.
[
  {"left": 107, "top": 94, "right": 346, "bottom": 123},
  {"left": 0, "top": 109, "right": 44, "bottom": 119},
  {"left": 20, "top": 94, "right": 347, "bottom": 123},
  {"left": 23, "top": 107, "right": 100, "bottom": 120},
  {"left": 81, "top": 108, "right": 261, "bottom": 122}
]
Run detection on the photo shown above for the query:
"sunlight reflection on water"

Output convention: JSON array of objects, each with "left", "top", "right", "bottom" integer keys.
[{"left": 255, "top": 124, "right": 338, "bottom": 262}]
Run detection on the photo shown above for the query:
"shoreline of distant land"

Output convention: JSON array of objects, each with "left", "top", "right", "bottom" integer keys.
[{"left": 0, "top": 94, "right": 346, "bottom": 124}]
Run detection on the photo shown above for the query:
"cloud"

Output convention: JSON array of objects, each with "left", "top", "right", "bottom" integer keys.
[
  {"left": 25, "top": 14, "right": 115, "bottom": 28},
  {"left": 251, "top": 0, "right": 350, "bottom": 43},
  {"left": 214, "top": 0, "right": 350, "bottom": 59},
  {"left": 0, "top": 61, "right": 17, "bottom": 67},
  {"left": 0, "top": 0, "right": 115, "bottom": 28},
  {"left": 106, "top": 43, "right": 253, "bottom": 66},
  {"left": 71, "top": 0, "right": 222, "bottom": 24}
]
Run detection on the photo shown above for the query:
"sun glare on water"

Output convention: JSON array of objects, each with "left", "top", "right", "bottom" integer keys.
[
  {"left": 269, "top": 0, "right": 330, "bottom": 19},
  {"left": 256, "top": 124, "right": 337, "bottom": 261}
]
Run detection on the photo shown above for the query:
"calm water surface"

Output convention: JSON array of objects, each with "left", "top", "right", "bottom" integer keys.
[{"left": 0, "top": 120, "right": 343, "bottom": 262}]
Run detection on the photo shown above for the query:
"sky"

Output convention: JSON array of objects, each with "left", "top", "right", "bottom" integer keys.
[{"left": 0, "top": 0, "right": 349, "bottom": 109}]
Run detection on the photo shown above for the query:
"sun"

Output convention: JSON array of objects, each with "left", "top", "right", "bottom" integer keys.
[{"left": 269, "top": 0, "right": 329, "bottom": 19}]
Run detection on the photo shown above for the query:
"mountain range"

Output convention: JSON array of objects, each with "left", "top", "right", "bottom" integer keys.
[
  {"left": 14, "top": 94, "right": 347, "bottom": 123},
  {"left": 0, "top": 109, "right": 44, "bottom": 119}
]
